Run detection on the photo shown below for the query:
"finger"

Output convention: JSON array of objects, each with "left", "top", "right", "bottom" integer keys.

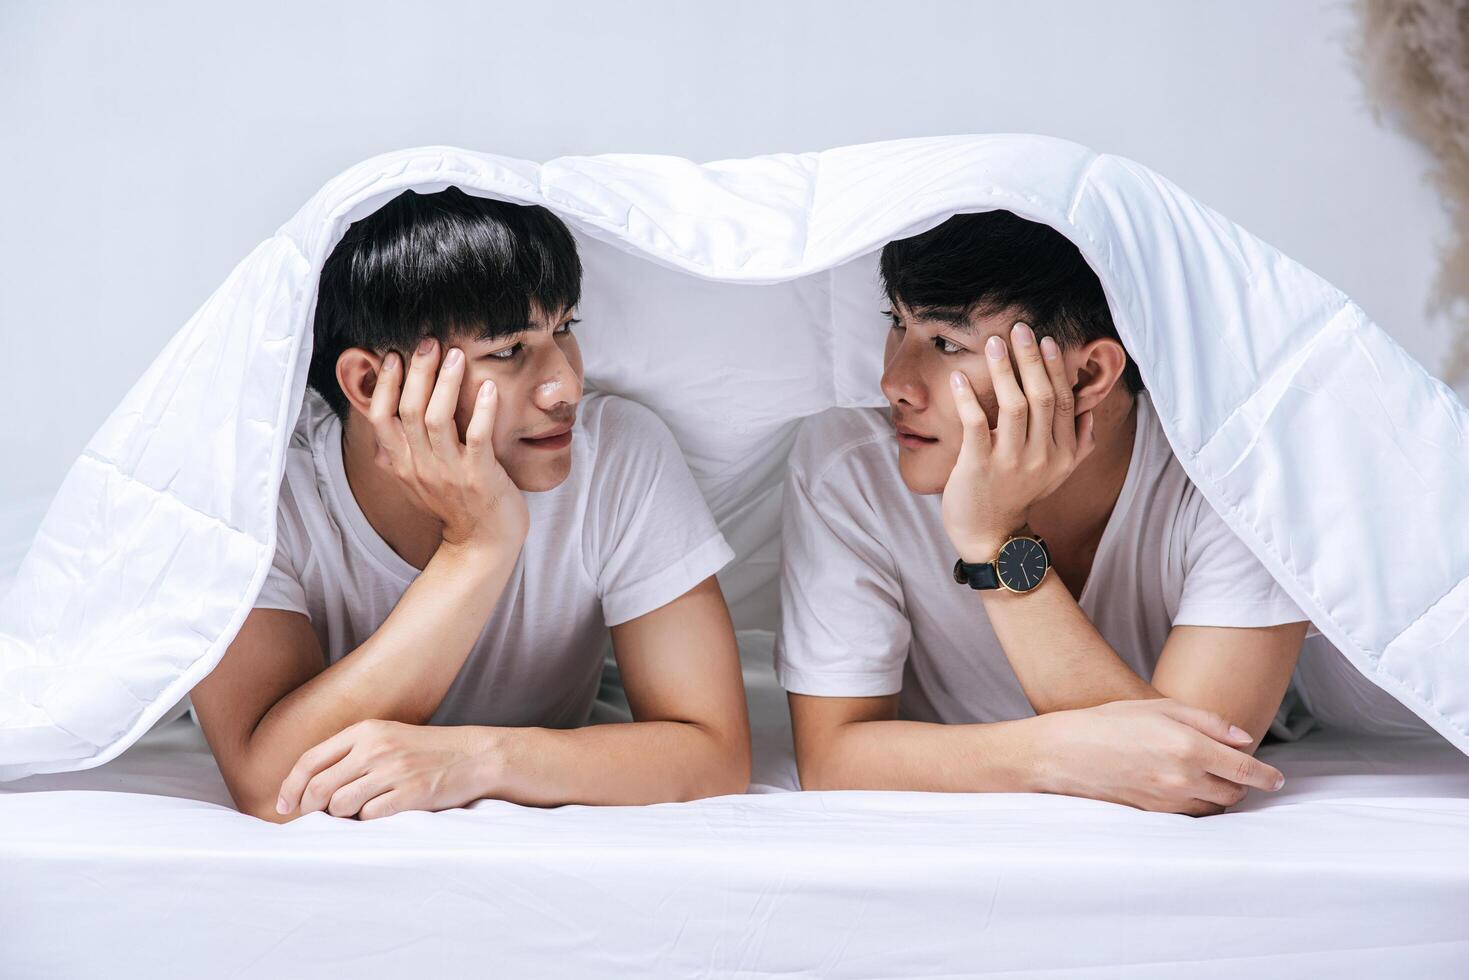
[
  {"left": 358, "top": 789, "right": 407, "bottom": 821},
  {"left": 1009, "top": 322, "right": 1055, "bottom": 454},
  {"left": 368, "top": 351, "right": 408, "bottom": 467},
  {"left": 1039, "top": 335, "right": 1078, "bottom": 454},
  {"left": 1180, "top": 799, "right": 1227, "bottom": 818},
  {"left": 1157, "top": 700, "right": 1255, "bottom": 747},
  {"left": 399, "top": 337, "right": 441, "bottom": 461},
  {"left": 425, "top": 346, "right": 467, "bottom": 459},
  {"left": 1201, "top": 741, "right": 1285, "bottom": 792},
  {"left": 277, "top": 730, "right": 358, "bottom": 815},
  {"left": 298, "top": 753, "right": 370, "bottom": 816},
  {"left": 464, "top": 379, "right": 498, "bottom": 459},
  {"left": 948, "top": 370, "right": 992, "bottom": 467},
  {"left": 984, "top": 332, "right": 1028, "bottom": 458},
  {"left": 1192, "top": 773, "right": 1250, "bottom": 809},
  {"left": 326, "top": 771, "right": 391, "bottom": 819}
]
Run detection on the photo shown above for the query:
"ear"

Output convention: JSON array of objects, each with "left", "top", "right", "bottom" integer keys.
[
  {"left": 334, "top": 348, "right": 384, "bottom": 418},
  {"left": 1068, "top": 338, "right": 1129, "bottom": 415}
]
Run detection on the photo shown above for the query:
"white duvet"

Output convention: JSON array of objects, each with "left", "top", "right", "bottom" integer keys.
[{"left": 1, "top": 134, "right": 1466, "bottom": 780}]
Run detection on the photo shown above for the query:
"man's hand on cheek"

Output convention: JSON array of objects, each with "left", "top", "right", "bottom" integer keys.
[
  {"left": 370, "top": 337, "right": 530, "bottom": 551},
  {"left": 940, "top": 321, "right": 1096, "bottom": 561},
  {"left": 274, "top": 720, "right": 498, "bottom": 820}
]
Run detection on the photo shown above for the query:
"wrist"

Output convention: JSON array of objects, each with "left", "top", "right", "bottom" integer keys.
[
  {"left": 435, "top": 530, "right": 523, "bottom": 573},
  {"left": 470, "top": 725, "right": 515, "bottom": 798},
  {"left": 957, "top": 521, "right": 1034, "bottom": 564},
  {"left": 1020, "top": 713, "right": 1064, "bottom": 795}
]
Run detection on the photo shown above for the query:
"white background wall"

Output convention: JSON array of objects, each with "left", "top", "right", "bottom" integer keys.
[{"left": 0, "top": 0, "right": 1456, "bottom": 513}]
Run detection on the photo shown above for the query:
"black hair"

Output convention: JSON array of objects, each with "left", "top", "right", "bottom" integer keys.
[
  {"left": 879, "top": 209, "right": 1144, "bottom": 394},
  {"left": 308, "top": 186, "right": 583, "bottom": 419}
]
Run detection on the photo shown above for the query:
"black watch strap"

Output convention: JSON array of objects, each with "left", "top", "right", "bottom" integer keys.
[
  {"left": 953, "top": 555, "right": 1000, "bottom": 590},
  {"left": 952, "top": 536, "right": 1051, "bottom": 591}
]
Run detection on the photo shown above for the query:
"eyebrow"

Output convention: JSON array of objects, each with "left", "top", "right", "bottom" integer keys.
[
  {"left": 891, "top": 306, "right": 978, "bottom": 333},
  {"left": 475, "top": 311, "right": 576, "bottom": 342}
]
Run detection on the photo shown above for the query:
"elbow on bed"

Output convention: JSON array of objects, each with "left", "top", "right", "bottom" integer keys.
[
  {"left": 672, "top": 722, "right": 752, "bottom": 801},
  {"left": 791, "top": 746, "right": 845, "bottom": 792}
]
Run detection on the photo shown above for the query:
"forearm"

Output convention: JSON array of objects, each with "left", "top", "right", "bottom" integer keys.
[
  {"left": 798, "top": 715, "right": 1048, "bottom": 793},
  {"left": 980, "top": 572, "right": 1158, "bottom": 714},
  {"left": 241, "top": 540, "right": 518, "bottom": 806},
  {"left": 472, "top": 719, "right": 750, "bottom": 806},
  {"left": 1149, "top": 622, "right": 1309, "bottom": 749}
]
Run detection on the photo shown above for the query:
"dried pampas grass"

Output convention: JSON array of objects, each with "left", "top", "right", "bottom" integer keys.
[{"left": 1355, "top": 0, "right": 1469, "bottom": 382}]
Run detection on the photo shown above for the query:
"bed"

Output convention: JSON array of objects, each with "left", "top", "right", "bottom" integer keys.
[
  {"left": 4, "top": 628, "right": 1469, "bottom": 978},
  {"left": 5, "top": 136, "right": 1469, "bottom": 977}
]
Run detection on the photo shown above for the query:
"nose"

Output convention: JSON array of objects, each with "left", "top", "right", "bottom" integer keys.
[
  {"left": 880, "top": 336, "right": 928, "bottom": 410},
  {"left": 532, "top": 345, "right": 583, "bottom": 412}
]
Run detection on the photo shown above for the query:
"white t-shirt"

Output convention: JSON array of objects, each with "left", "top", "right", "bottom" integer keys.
[
  {"left": 249, "top": 388, "right": 734, "bottom": 730},
  {"left": 774, "top": 390, "right": 1317, "bottom": 728}
]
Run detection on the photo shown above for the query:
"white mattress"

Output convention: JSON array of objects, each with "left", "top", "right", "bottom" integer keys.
[{"left": 4, "top": 631, "right": 1468, "bottom": 979}]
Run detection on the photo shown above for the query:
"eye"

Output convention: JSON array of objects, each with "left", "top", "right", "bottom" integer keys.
[
  {"left": 488, "top": 342, "right": 523, "bottom": 361},
  {"left": 556, "top": 317, "right": 580, "bottom": 335},
  {"left": 934, "top": 336, "right": 966, "bottom": 355},
  {"left": 882, "top": 309, "right": 903, "bottom": 332}
]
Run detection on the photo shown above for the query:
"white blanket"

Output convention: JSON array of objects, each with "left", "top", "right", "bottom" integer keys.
[{"left": 2, "top": 134, "right": 1467, "bottom": 779}]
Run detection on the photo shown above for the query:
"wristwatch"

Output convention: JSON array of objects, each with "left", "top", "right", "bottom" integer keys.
[{"left": 952, "top": 529, "right": 1052, "bottom": 594}]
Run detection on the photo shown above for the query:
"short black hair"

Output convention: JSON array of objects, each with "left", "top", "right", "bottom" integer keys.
[
  {"left": 308, "top": 186, "right": 583, "bottom": 419},
  {"left": 879, "top": 209, "right": 1143, "bottom": 395}
]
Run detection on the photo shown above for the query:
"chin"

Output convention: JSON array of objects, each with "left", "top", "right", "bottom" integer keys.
[
  {"left": 896, "top": 450, "right": 948, "bottom": 495},
  {"left": 506, "top": 453, "right": 573, "bottom": 493}
]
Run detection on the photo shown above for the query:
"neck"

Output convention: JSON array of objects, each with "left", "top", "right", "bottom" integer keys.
[
  {"left": 1026, "top": 388, "right": 1138, "bottom": 552},
  {"left": 340, "top": 414, "right": 445, "bottom": 571}
]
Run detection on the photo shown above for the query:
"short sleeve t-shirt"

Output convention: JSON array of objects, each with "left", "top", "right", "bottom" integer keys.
[
  {"left": 249, "top": 388, "right": 734, "bottom": 730},
  {"left": 774, "top": 390, "right": 1314, "bottom": 727}
]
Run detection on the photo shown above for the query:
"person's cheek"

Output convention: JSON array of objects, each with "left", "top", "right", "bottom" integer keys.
[
  {"left": 948, "top": 366, "right": 1001, "bottom": 433},
  {"left": 454, "top": 365, "right": 512, "bottom": 452}
]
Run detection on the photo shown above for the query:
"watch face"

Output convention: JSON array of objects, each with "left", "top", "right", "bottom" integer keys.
[{"left": 996, "top": 537, "right": 1048, "bottom": 592}]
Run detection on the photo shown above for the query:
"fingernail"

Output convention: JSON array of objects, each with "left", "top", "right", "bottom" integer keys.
[
  {"left": 479, "top": 379, "right": 494, "bottom": 400},
  {"left": 1040, "top": 336, "right": 1059, "bottom": 360},
  {"left": 384, "top": 352, "right": 399, "bottom": 372},
  {"left": 950, "top": 370, "right": 964, "bottom": 389},
  {"left": 1228, "top": 725, "right": 1251, "bottom": 742},
  {"left": 445, "top": 347, "right": 462, "bottom": 367},
  {"left": 1012, "top": 322, "right": 1035, "bottom": 346},
  {"left": 275, "top": 796, "right": 288, "bottom": 814},
  {"left": 986, "top": 336, "right": 1005, "bottom": 359},
  {"left": 416, "top": 337, "right": 434, "bottom": 355},
  {"left": 1273, "top": 775, "right": 1286, "bottom": 790}
]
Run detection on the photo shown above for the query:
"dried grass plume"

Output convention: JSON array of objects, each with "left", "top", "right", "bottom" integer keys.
[{"left": 1355, "top": 0, "right": 1469, "bottom": 383}]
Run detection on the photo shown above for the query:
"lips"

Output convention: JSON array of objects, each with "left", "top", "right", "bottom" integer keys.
[
  {"left": 894, "top": 420, "right": 938, "bottom": 450},
  {"left": 521, "top": 420, "right": 574, "bottom": 449}
]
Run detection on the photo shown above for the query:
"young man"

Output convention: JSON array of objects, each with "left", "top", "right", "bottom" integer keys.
[
  {"left": 190, "top": 188, "right": 751, "bottom": 823},
  {"left": 775, "top": 210, "right": 1310, "bottom": 816}
]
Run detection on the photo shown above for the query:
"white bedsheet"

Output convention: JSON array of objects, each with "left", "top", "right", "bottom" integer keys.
[{"left": 3, "top": 635, "right": 1468, "bottom": 979}]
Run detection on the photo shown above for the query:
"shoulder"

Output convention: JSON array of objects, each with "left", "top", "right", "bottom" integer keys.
[
  {"left": 576, "top": 390, "right": 683, "bottom": 473},
  {"left": 789, "top": 406, "right": 895, "bottom": 490},
  {"left": 577, "top": 389, "right": 673, "bottom": 442}
]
